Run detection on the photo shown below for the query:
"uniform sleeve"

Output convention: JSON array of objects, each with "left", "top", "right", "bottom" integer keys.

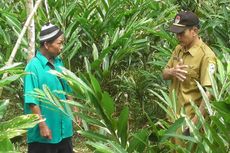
[
  {"left": 165, "top": 55, "right": 174, "bottom": 68},
  {"left": 165, "top": 48, "right": 178, "bottom": 69},
  {"left": 24, "top": 64, "right": 40, "bottom": 105},
  {"left": 200, "top": 56, "right": 216, "bottom": 87}
]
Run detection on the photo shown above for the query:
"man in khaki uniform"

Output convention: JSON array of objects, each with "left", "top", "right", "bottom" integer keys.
[{"left": 163, "top": 11, "right": 216, "bottom": 136}]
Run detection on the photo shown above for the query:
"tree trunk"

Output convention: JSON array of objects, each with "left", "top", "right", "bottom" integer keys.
[
  {"left": 27, "top": 0, "right": 36, "bottom": 61},
  {"left": 0, "top": 0, "right": 42, "bottom": 97}
]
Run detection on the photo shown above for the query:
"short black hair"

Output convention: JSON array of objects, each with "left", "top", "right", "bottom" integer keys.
[{"left": 40, "top": 39, "right": 55, "bottom": 47}]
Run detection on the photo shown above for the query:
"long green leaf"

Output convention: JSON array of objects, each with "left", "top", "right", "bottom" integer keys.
[{"left": 117, "top": 106, "right": 129, "bottom": 147}]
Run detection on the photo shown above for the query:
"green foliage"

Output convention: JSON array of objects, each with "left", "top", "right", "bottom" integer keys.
[
  {"left": 0, "top": 63, "right": 40, "bottom": 153},
  {"left": 28, "top": 0, "right": 230, "bottom": 152},
  {"left": 0, "top": 1, "right": 27, "bottom": 63},
  {"left": 154, "top": 59, "right": 230, "bottom": 153},
  {"left": 33, "top": 67, "right": 152, "bottom": 152},
  {"left": 0, "top": 0, "right": 229, "bottom": 152},
  {"left": 0, "top": 114, "right": 41, "bottom": 142},
  {"left": 0, "top": 100, "right": 9, "bottom": 120}
]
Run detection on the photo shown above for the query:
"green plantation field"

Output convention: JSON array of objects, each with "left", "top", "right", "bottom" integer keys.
[{"left": 0, "top": 0, "right": 229, "bottom": 153}]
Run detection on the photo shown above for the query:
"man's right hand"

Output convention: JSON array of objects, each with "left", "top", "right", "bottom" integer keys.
[
  {"left": 39, "top": 122, "right": 52, "bottom": 139},
  {"left": 170, "top": 59, "right": 188, "bottom": 82},
  {"left": 171, "top": 66, "right": 188, "bottom": 82},
  {"left": 163, "top": 59, "right": 188, "bottom": 81}
]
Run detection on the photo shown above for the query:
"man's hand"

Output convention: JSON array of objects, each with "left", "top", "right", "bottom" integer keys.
[
  {"left": 66, "top": 96, "right": 82, "bottom": 126},
  {"left": 170, "top": 59, "right": 188, "bottom": 82},
  {"left": 182, "top": 127, "right": 190, "bottom": 136},
  {"left": 183, "top": 115, "right": 199, "bottom": 136},
  {"left": 39, "top": 122, "right": 52, "bottom": 139},
  {"left": 191, "top": 115, "right": 198, "bottom": 125},
  {"left": 172, "top": 63, "right": 188, "bottom": 81},
  {"left": 72, "top": 106, "right": 82, "bottom": 126},
  {"left": 163, "top": 59, "right": 188, "bottom": 81},
  {"left": 29, "top": 104, "right": 52, "bottom": 139},
  {"left": 75, "top": 115, "right": 82, "bottom": 126}
]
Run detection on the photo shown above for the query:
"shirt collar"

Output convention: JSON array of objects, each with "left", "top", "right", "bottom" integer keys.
[
  {"left": 35, "top": 50, "right": 61, "bottom": 68},
  {"left": 187, "top": 39, "right": 203, "bottom": 57}
]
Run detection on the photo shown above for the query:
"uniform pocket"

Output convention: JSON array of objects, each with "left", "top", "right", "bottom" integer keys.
[
  {"left": 187, "top": 66, "right": 199, "bottom": 79},
  {"left": 182, "top": 66, "right": 199, "bottom": 89}
]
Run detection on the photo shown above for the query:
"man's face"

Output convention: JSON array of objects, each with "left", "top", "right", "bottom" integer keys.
[
  {"left": 176, "top": 27, "right": 196, "bottom": 48},
  {"left": 46, "top": 34, "right": 64, "bottom": 57}
]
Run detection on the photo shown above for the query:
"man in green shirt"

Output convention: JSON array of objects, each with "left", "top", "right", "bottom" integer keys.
[{"left": 24, "top": 23, "right": 76, "bottom": 153}]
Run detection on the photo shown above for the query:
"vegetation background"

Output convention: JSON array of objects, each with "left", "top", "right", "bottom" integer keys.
[{"left": 0, "top": 0, "right": 229, "bottom": 153}]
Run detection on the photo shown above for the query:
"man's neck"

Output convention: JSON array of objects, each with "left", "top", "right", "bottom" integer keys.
[
  {"left": 184, "top": 36, "right": 200, "bottom": 51},
  {"left": 40, "top": 48, "right": 54, "bottom": 63}
]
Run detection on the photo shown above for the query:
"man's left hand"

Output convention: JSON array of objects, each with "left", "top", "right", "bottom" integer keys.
[
  {"left": 192, "top": 115, "right": 198, "bottom": 125},
  {"left": 75, "top": 115, "right": 82, "bottom": 126}
]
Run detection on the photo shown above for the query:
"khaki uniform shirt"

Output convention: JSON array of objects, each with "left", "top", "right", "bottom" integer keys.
[{"left": 165, "top": 39, "right": 216, "bottom": 116}]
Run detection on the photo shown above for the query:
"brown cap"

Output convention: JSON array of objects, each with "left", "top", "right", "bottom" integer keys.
[{"left": 169, "top": 11, "right": 199, "bottom": 33}]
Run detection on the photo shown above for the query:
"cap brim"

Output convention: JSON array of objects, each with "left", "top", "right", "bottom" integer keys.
[{"left": 169, "top": 25, "right": 187, "bottom": 33}]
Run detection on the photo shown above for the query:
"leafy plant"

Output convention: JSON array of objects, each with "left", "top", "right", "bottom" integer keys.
[
  {"left": 30, "top": 67, "right": 151, "bottom": 152},
  {"left": 152, "top": 58, "right": 230, "bottom": 153},
  {"left": 0, "top": 63, "right": 41, "bottom": 153}
]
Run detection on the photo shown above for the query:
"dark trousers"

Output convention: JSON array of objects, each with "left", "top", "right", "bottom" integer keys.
[{"left": 28, "top": 137, "right": 73, "bottom": 153}]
